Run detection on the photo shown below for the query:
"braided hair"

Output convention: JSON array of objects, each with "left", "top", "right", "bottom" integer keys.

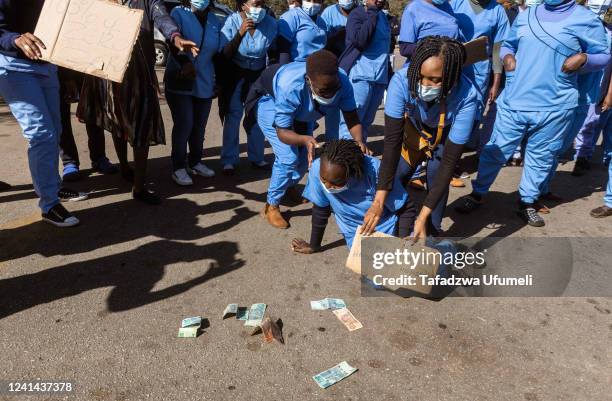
[
  {"left": 321, "top": 140, "right": 364, "bottom": 179},
  {"left": 407, "top": 36, "right": 466, "bottom": 100}
]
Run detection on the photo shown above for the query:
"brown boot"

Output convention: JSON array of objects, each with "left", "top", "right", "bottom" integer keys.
[{"left": 263, "top": 203, "right": 289, "bottom": 229}]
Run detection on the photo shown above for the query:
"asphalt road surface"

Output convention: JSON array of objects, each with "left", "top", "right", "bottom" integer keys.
[{"left": 0, "top": 81, "right": 611, "bottom": 401}]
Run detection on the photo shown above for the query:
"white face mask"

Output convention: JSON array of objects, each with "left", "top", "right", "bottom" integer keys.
[
  {"left": 417, "top": 82, "right": 442, "bottom": 102},
  {"left": 321, "top": 179, "right": 348, "bottom": 194},
  {"left": 524, "top": 0, "right": 542, "bottom": 6},
  {"left": 308, "top": 79, "right": 339, "bottom": 105},
  {"left": 246, "top": 6, "right": 265, "bottom": 23},
  {"left": 302, "top": 1, "right": 322, "bottom": 16},
  {"left": 338, "top": 0, "right": 355, "bottom": 9},
  {"left": 587, "top": 0, "right": 611, "bottom": 18}
]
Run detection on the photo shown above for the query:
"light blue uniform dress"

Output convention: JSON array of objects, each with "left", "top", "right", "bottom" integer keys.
[
  {"left": 220, "top": 12, "right": 277, "bottom": 166},
  {"left": 472, "top": 4, "right": 609, "bottom": 205},
  {"left": 451, "top": 0, "right": 510, "bottom": 108},
  {"left": 303, "top": 155, "right": 408, "bottom": 248},
  {"left": 338, "top": 10, "right": 391, "bottom": 142},
  {"left": 317, "top": 4, "right": 349, "bottom": 140},
  {"left": 385, "top": 65, "right": 479, "bottom": 231},
  {"left": 399, "top": 0, "right": 463, "bottom": 44},
  {"left": 257, "top": 62, "right": 357, "bottom": 206},
  {"left": 0, "top": 56, "right": 60, "bottom": 212},
  {"left": 278, "top": 6, "right": 327, "bottom": 62}
]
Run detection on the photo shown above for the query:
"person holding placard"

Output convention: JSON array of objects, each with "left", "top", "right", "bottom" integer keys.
[
  {"left": 78, "top": 0, "right": 198, "bottom": 204},
  {"left": 0, "top": 0, "right": 79, "bottom": 226}
]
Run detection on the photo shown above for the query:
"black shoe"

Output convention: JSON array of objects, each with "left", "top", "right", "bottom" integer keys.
[
  {"left": 590, "top": 205, "right": 612, "bottom": 218},
  {"left": 133, "top": 189, "right": 161, "bottom": 205},
  {"left": 0, "top": 181, "right": 11, "bottom": 191},
  {"left": 58, "top": 187, "right": 89, "bottom": 202},
  {"left": 572, "top": 157, "right": 590, "bottom": 177},
  {"left": 251, "top": 161, "right": 271, "bottom": 171},
  {"left": 42, "top": 203, "right": 80, "bottom": 227},
  {"left": 121, "top": 167, "right": 135, "bottom": 183},
  {"left": 455, "top": 194, "right": 483, "bottom": 214},
  {"left": 517, "top": 204, "right": 545, "bottom": 227}
]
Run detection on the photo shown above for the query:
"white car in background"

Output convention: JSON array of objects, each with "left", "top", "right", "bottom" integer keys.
[{"left": 154, "top": 0, "right": 233, "bottom": 68}]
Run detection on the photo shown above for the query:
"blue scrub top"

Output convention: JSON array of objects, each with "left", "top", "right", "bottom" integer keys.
[
  {"left": 498, "top": 5, "right": 609, "bottom": 111},
  {"left": 272, "top": 62, "right": 357, "bottom": 128},
  {"left": 385, "top": 65, "right": 479, "bottom": 145},
  {"left": 167, "top": 7, "right": 223, "bottom": 98},
  {"left": 303, "top": 156, "right": 408, "bottom": 248},
  {"left": 279, "top": 7, "right": 327, "bottom": 62},
  {"left": 317, "top": 4, "right": 348, "bottom": 35},
  {"left": 451, "top": 0, "right": 509, "bottom": 98},
  {"left": 399, "top": 0, "right": 463, "bottom": 43},
  {"left": 220, "top": 12, "right": 278, "bottom": 71},
  {"left": 350, "top": 10, "right": 391, "bottom": 84}
]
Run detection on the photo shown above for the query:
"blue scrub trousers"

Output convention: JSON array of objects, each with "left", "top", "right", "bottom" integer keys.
[
  {"left": 166, "top": 92, "right": 212, "bottom": 171},
  {"left": 0, "top": 66, "right": 61, "bottom": 213},
  {"left": 221, "top": 79, "right": 265, "bottom": 166},
  {"left": 472, "top": 107, "right": 574, "bottom": 204},
  {"left": 574, "top": 103, "right": 612, "bottom": 162},
  {"left": 541, "top": 104, "right": 589, "bottom": 195},
  {"left": 395, "top": 142, "right": 448, "bottom": 234},
  {"left": 605, "top": 126, "right": 612, "bottom": 207},
  {"left": 257, "top": 96, "right": 310, "bottom": 206},
  {"left": 339, "top": 80, "right": 386, "bottom": 142}
]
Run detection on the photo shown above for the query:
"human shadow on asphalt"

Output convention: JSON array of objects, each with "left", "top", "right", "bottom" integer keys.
[
  {"left": 0, "top": 239, "right": 244, "bottom": 319},
  {"left": 0, "top": 197, "right": 258, "bottom": 263}
]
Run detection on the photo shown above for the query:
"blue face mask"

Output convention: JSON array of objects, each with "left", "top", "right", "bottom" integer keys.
[
  {"left": 417, "top": 82, "right": 442, "bottom": 102},
  {"left": 338, "top": 0, "right": 355, "bottom": 10},
  {"left": 432, "top": 0, "right": 447, "bottom": 5},
  {"left": 191, "top": 0, "right": 210, "bottom": 10},
  {"left": 246, "top": 6, "right": 266, "bottom": 23},
  {"left": 321, "top": 179, "right": 349, "bottom": 194},
  {"left": 302, "top": 1, "right": 322, "bottom": 16},
  {"left": 543, "top": 0, "right": 564, "bottom": 5}
]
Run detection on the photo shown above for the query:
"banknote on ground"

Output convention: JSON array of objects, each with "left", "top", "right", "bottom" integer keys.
[
  {"left": 244, "top": 303, "right": 266, "bottom": 327},
  {"left": 310, "top": 298, "right": 346, "bottom": 310},
  {"left": 181, "top": 316, "right": 202, "bottom": 328},
  {"left": 177, "top": 326, "right": 199, "bottom": 338},
  {"left": 313, "top": 361, "right": 358, "bottom": 389},
  {"left": 222, "top": 304, "right": 238, "bottom": 319},
  {"left": 332, "top": 308, "right": 363, "bottom": 331}
]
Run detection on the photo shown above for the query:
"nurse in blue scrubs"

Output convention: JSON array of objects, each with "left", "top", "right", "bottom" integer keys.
[
  {"left": 361, "top": 36, "right": 478, "bottom": 239},
  {"left": 291, "top": 140, "right": 412, "bottom": 253},
  {"left": 451, "top": 0, "right": 510, "bottom": 137},
  {"left": 337, "top": 0, "right": 391, "bottom": 143},
  {"left": 317, "top": 0, "right": 355, "bottom": 141},
  {"left": 219, "top": 0, "right": 278, "bottom": 175},
  {"left": 456, "top": 0, "right": 610, "bottom": 227},
  {"left": 399, "top": 0, "right": 463, "bottom": 60},
  {"left": 278, "top": 0, "right": 327, "bottom": 63},
  {"left": 258, "top": 50, "right": 369, "bottom": 229}
]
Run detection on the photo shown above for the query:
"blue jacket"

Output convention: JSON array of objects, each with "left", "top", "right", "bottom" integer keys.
[
  {"left": 338, "top": 5, "right": 380, "bottom": 74},
  {"left": 0, "top": 0, "right": 45, "bottom": 60}
]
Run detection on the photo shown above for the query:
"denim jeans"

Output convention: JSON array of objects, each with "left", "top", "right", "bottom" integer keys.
[
  {"left": 166, "top": 92, "right": 212, "bottom": 171},
  {"left": 0, "top": 60, "right": 61, "bottom": 213}
]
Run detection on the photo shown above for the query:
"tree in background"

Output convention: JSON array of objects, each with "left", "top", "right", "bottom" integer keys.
[{"left": 216, "top": 0, "right": 409, "bottom": 17}]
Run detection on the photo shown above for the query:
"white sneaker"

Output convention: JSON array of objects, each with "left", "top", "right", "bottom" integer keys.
[
  {"left": 188, "top": 162, "right": 215, "bottom": 178},
  {"left": 172, "top": 168, "right": 193, "bottom": 186}
]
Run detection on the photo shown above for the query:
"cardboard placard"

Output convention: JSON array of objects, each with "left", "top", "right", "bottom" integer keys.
[
  {"left": 34, "top": 0, "right": 143, "bottom": 83},
  {"left": 345, "top": 226, "right": 393, "bottom": 275}
]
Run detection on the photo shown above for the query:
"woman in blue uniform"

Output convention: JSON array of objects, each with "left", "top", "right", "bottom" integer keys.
[
  {"left": 361, "top": 36, "right": 478, "bottom": 239},
  {"left": 219, "top": 0, "right": 277, "bottom": 175},
  {"left": 164, "top": 0, "right": 223, "bottom": 186},
  {"left": 317, "top": 0, "right": 354, "bottom": 141},
  {"left": 451, "top": 0, "right": 510, "bottom": 146},
  {"left": 337, "top": 0, "right": 391, "bottom": 143},
  {"left": 398, "top": 0, "right": 463, "bottom": 60},
  {"left": 256, "top": 50, "right": 368, "bottom": 229},
  {"left": 291, "top": 140, "right": 413, "bottom": 253},
  {"left": 278, "top": 0, "right": 327, "bottom": 63},
  {"left": 456, "top": 0, "right": 610, "bottom": 227}
]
